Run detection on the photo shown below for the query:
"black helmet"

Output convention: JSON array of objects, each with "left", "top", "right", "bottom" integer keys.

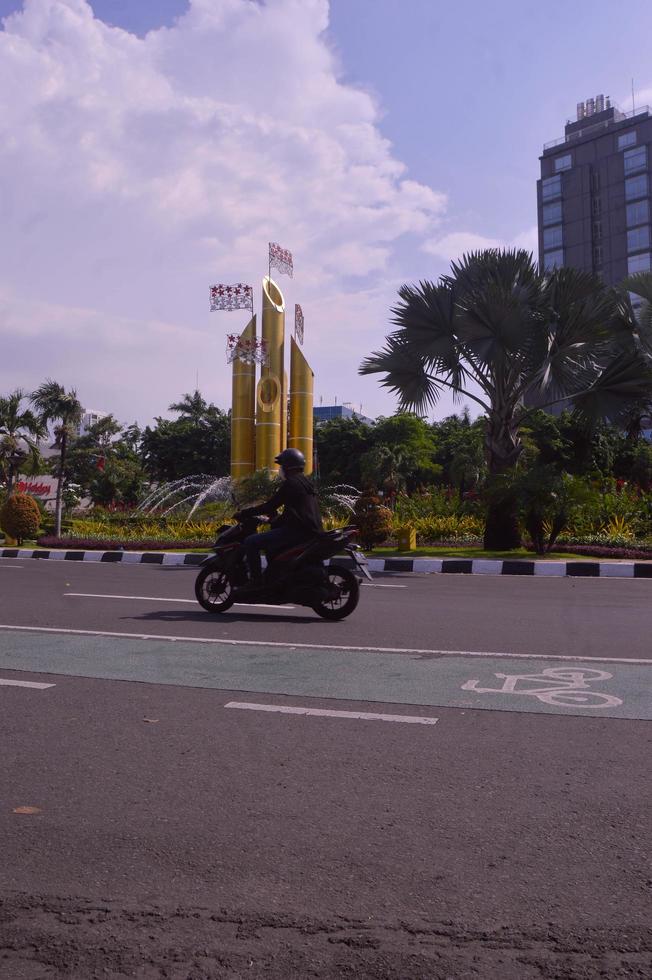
[{"left": 275, "top": 448, "right": 305, "bottom": 471}]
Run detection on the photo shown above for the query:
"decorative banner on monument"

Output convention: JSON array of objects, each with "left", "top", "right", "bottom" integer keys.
[
  {"left": 209, "top": 283, "right": 253, "bottom": 312},
  {"left": 294, "top": 304, "right": 304, "bottom": 344},
  {"left": 269, "top": 242, "right": 293, "bottom": 278},
  {"left": 226, "top": 334, "right": 269, "bottom": 366}
]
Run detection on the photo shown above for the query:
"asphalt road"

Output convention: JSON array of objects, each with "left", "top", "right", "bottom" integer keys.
[{"left": 1, "top": 559, "right": 651, "bottom": 978}]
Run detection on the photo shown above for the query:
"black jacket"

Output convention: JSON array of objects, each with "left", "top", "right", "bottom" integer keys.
[{"left": 247, "top": 474, "right": 323, "bottom": 535}]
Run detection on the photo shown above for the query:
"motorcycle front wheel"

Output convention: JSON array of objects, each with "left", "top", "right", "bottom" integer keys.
[
  {"left": 195, "top": 566, "right": 235, "bottom": 613},
  {"left": 312, "top": 565, "right": 360, "bottom": 621}
]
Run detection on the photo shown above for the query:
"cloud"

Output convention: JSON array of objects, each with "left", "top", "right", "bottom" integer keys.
[
  {"left": 423, "top": 226, "right": 539, "bottom": 264},
  {"left": 0, "top": 0, "right": 448, "bottom": 423}
]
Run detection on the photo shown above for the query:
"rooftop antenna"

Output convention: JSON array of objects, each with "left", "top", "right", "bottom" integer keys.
[
  {"left": 632, "top": 78, "right": 636, "bottom": 114},
  {"left": 195, "top": 368, "right": 199, "bottom": 392}
]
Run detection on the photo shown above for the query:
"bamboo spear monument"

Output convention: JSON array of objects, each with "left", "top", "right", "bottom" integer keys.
[{"left": 209, "top": 244, "right": 314, "bottom": 478}]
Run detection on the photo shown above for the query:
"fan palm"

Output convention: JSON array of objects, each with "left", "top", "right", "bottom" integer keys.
[
  {"left": 360, "top": 251, "right": 652, "bottom": 548},
  {"left": 31, "top": 380, "right": 83, "bottom": 537},
  {"left": 0, "top": 390, "right": 45, "bottom": 493}
]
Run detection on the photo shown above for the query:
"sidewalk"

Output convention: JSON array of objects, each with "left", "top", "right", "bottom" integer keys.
[{"left": 2, "top": 546, "right": 651, "bottom": 577}]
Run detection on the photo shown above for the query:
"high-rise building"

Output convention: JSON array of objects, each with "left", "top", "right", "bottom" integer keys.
[
  {"left": 537, "top": 95, "right": 651, "bottom": 302},
  {"left": 77, "top": 409, "right": 108, "bottom": 436}
]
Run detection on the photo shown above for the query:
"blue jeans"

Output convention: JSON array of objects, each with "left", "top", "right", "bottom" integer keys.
[{"left": 244, "top": 526, "right": 306, "bottom": 580}]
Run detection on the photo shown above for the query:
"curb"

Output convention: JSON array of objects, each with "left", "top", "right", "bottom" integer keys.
[{"left": 1, "top": 547, "right": 651, "bottom": 578}]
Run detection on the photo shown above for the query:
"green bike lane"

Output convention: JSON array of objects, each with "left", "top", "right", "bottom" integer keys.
[{"left": 1, "top": 626, "right": 651, "bottom": 720}]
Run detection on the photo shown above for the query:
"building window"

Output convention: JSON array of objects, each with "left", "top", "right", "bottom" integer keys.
[
  {"left": 593, "top": 245, "right": 603, "bottom": 268},
  {"left": 592, "top": 197, "right": 602, "bottom": 215},
  {"left": 544, "top": 249, "right": 564, "bottom": 270},
  {"left": 554, "top": 154, "right": 572, "bottom": 172},
  {"left": 624, "top": 146, "right": 647, "bottom": 175},
  {"left": 628, "top": 252, "right": 651, "bottom": 274},
  {"left": 593, "top": 220, "right": 603, "bottom": 241},
  {"left": 625, "top": 174, "right": 649, "bottom": 201},
  {"left": 542, "top": 201, "right": 562, "bottom": 226},
  {"left": 627, "top": 200, "right": 650, "bottom": 227},
  {"left": 542, "top": 175, "right": 562, "bottom": 201},
  {"left": 627, "top": 226, "right": 651, "bottom": 253},
  {"left": 618, "top": 131, "right": 637, "bottom": 150},
  {"left": 543, "top": 226, "right": 563, "bottom": 250}
]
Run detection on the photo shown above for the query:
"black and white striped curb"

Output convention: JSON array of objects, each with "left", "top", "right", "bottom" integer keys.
[{"left": 1, "top": 547, "right": 651, "bottom": 577}]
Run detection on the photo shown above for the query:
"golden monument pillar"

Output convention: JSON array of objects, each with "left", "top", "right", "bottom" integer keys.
[
  {"left": 288, "top": 335, "right": 314, "bottom": 475},
  {"left": 255, "top": 276, "right": 285, "bottom": 471},
  {"left": 230, "top": 315, "right": 257, "bottom": 478}
]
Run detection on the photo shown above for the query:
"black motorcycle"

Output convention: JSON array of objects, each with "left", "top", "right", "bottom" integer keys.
[{"left": 195, "top": 515, "right": 371, "bottom": 620}]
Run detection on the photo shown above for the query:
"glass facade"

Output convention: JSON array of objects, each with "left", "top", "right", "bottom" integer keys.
[
  {"left": 543, "top": 226, "right": 563, "bottom": 250},
  {"left": 627, "top": 200, "right": 650, "bottom": 227},
  {"left": 627, "top": 252, "right": 651, "bottom": 274},
  {"left": 544, "top": 249, "right": 564, "bottom": 270},
  {"left": 625, "top": 174, "right": 649, "bottom": 201},
  {"left": 542, "top": 201, "right": 562, "bottom": 226},
  {"left": 618, "top": 131, "right": 637, "bottom": 150},
  {"left": 627, "top": 226, "right": 651, "bottom": 252},
  {"left": 542, "top": 175, "right": 562, "bottom": 201},
  {"left": 624, "top": 146, "right": 647, "bottom": 175},
  {"left": 554, "top": 153, "right": 572, "bottom": 172}
]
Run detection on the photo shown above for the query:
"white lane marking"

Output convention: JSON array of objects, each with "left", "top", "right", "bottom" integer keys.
[
  {"left": 364, "top": 583, "right": 406, "bottom": 589},
  {"left": 0, "top": 624, "right": 650, "bottom": 665},
  {"left": 224, "top": 701, "right": 438, "bottom": 724},
  {"left": 0, "top": 564, "right": 23, "bottom": 568},
  {"left": 64, "top": 592, "right": 295, "bottom": 610},
  {"left": 0, "top": 677, "right": 55, "bottom": 689}
]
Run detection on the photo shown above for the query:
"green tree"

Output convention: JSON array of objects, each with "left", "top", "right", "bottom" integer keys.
[
  {"left": 314, "top": 416, "right": 373, "bottom": 486},
  {"left": 64, "top": 416, "right": 146, "bottom": 506},
  {"left": 360, "top": 252, "right": 652, "bottom": 549},
  {"left": 31, "top": 380, "right": 83, "bottom": 537},
  {"left": 369, "top": 413, "right": 441, "bottom": 492},
  {"left": 141, "top": 390, "right": 230, "bottom": 480},
  {"left": 0, "top": 390, "right": 45, "bottom": 493},
  {"left": 432, "top": 409, "right": 486, "bottom": 496}
]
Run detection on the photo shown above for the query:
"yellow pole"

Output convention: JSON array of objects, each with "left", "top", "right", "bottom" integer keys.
[
  {"left": 289, "top": 335, "right": 314, "bottom": 475},
  {"left": 256, "top": 276, "right": 285, "bottom": 471},
  {"left": 230, "top": 315, "right": 256, "bottom": 479},
  {"left": 281, "top": 369, "right": 288, "bottom": 452}
]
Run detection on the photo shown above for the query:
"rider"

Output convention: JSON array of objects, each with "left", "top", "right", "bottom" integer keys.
[{"left": 236, "top": 448, "right": 323, "bottom": 590}]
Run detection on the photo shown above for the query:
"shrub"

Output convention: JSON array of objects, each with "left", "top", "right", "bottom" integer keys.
[
  {"left": 0, "top": 493, "right": 41, "bottom": 544},
  {"left": 353, "top": 491, "right": 393, "bottom": 550},
  {"left": 407, "top": 514, "right": 484, "bottom": 542}
]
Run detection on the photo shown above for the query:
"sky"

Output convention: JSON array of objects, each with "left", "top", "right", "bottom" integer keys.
[{"left": 1, "top": 0, "right": 651, "bottom": 428}]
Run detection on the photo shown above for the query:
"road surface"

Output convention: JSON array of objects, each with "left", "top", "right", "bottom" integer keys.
[{"left": 1, "top": 558, "right": 651, "bottom": 978}]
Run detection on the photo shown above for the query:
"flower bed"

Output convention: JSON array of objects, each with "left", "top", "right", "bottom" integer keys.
[{"left": 36, "top": 536, "right": 212, "bottom": 551}]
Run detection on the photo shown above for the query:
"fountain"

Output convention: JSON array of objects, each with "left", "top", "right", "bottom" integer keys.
[
  {"left": 136, "top": 475, "right": 234, "bottom": 518},
  {"left": 136, "top": 476, "right": 361, "bottom": 519}
]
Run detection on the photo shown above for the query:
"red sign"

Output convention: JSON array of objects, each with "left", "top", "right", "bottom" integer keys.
[{"left": 16, "top": 476, "right": 58, "bottom": 500}]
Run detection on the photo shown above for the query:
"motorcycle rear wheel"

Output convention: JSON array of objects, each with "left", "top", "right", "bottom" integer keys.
[
  {"left": 195, "top": 566, "right": 235, "bottom": 613},
  {"left": 312, "top": 566, "right": 359, "bottom": 621}
]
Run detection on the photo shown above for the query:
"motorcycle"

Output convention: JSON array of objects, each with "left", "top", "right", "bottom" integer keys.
[{"left": 195, "top": 515, "right": 372, "bottom": 620}]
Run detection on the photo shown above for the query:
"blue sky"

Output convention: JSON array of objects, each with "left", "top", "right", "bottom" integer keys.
[{"left": 1, "top": 0, "right": 651, "bottom": 424}]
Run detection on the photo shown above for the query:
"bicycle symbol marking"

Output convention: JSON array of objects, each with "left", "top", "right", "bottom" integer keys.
[{"left": 461, "top": 667, "right": 623, "bottom": 708}]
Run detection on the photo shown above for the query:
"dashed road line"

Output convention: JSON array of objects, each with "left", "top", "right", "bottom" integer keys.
[
  {"left": 0, "top": 677, "right": 55, "bottom": 689},
  {"left": 224, "top": 701, "right": 438, "bottom": 724}
]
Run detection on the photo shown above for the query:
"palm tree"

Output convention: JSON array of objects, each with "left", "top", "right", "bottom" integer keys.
[
  {"left": 360, "top": 251, "right": 652, "bottom": 548},
  {"left": 169, "top": 390, "right": 210, "bottom": 426},
  {"left": 31, "top": 381, "right": 83, "bottom": 537},
  {"left": 0, "top": 390, "right": 45, "bottom": 494}
]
